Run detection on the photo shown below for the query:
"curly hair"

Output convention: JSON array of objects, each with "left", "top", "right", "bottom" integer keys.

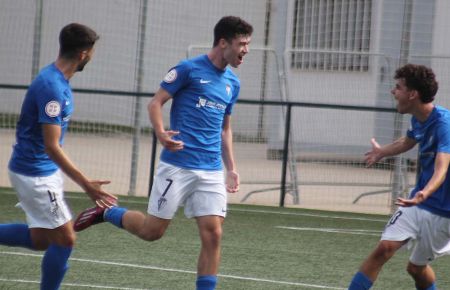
[{"left": 394, "top": 64, "right": 438, "bottom": 103}]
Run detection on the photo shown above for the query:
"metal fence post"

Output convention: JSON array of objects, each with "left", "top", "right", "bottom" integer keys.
[{"left": 279, "top": 103, "right": 291, "bottom": 207}]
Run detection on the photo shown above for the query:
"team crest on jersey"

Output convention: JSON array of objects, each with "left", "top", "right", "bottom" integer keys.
[
  {"left": 45, "top": 101, "right": 61, "bottom": 117},
  {"left": 163, "top": 69, "right": 177, "bottom": 83},
  {"left": 226, "top": 85, "right": 231, "bottom": 96}
]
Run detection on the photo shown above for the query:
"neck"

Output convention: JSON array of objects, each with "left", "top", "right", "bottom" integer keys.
[
  {"left": 54, "top": 57, "right": 78, "bottom": 80},
  {"left": 207, "top": 48, "right": 227, "bottom": 70},
  {"left": 414, "top": 102, "right": 434, "bottom": 122}
]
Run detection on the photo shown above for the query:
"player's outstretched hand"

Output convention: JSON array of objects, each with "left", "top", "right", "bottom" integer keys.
[
  {"left": 395, "top": 191, "right": 425, "bottom": 207},
  {"left": 157, "top": 130, "right": 184, "bottom": 152},
  {"left": 226, "top": 171, "right": 240, "bottom": 193},
  {"left": 84, "top": 180, "right": 118, "bottom": 208},
  {"left": 365, "top": 138, "right": 383, "bottom": 167}
]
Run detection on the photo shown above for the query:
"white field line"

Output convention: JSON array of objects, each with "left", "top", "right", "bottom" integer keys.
[
  {"left": 1, "top": 190, "right": 387, "bottom": 223},
  {"left": 0, "top": 250, "right": 346, "bottom": 290},
  {"left": 0, "top": 277, "right": 148, "bottom": 290},
  {"left": 276, "top": 226, "right": 382, "bottom": 236}
]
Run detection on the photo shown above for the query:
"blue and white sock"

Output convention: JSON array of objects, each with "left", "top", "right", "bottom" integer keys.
[
  {"left": 196, "top": 275, "right": 217, "bottom": 290},
  {"left": 41, "top": 244, "right": 72, "bottom": 290},
  {"left": 0, "top": 223, "right": 34, "bottom": 249},
  {"left": 348, "top": 271, "right": 373, "bottom": 290},
  {"left": 104, "top": 207, "right": 127, "bottom": 228}
]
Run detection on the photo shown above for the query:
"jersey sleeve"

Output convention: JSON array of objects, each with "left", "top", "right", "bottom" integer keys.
[
  {"left": 437, "top": 120, "right": 450, "bottom": 153},
  {"left": 225, "top": 79, "right": 240, "bottom": 115},
  {"left": 406, "top": 117, "right": 416, "bottom": 140},
  {"left": 160, "top": 60, "right": 192, "bottom": 98},
  {"left": 37, "top": 84, "right": 63, "bottom": 125}
]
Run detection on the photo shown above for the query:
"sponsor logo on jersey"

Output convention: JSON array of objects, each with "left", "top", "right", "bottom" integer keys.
[
  {"left": 196, "top": 97, "right": 226, "bottom": 111},
  {"left": 45, "top": 101, "right": 61, "bottom": 117},
  {"left": 163, "top": 69, "right": 177, "bottom": 83}
]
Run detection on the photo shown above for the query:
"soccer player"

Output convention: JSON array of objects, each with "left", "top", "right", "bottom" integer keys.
[
  {"left": 0, "top": 23, "right": 117, "bottom": 290},
  {"left": 348, "top": 64, "right": 450, "bottom": 290},
  {"left": 74, "top": 16, "right": 253, "bottom": 290}
]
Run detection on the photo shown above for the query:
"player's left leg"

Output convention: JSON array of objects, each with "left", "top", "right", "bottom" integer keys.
[
  {"left": 195, "top": 215, "right": 224, "bottom": 290},
  {"left": 35, "top": 223, "right": 75, "bottom": 290},
  {"left": 406, "top": 262, "right": 436, "bottom": 290},
  {"left": 185, "top": 169, "right": 227, "bottom": 290}
]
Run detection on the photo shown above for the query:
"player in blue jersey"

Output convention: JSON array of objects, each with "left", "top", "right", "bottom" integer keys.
[
  {"left": 0, "top": 23, "right": 117, "bottom": 290},
  {"left": 348, "top": 64, "right": 450, "bottom": 290},
  {"left": 74, "top": 16, "right": 253, "bottom": 290}
]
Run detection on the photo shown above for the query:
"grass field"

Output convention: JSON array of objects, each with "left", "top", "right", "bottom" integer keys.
[{"left": 1, "top": 187, "right": 450, "bottom": 290}]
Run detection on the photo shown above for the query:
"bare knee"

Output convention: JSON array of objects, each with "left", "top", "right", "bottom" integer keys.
[
  {"left": 136, "top": 215, "right": 170, "bottom": 241},
  {"left": 201, "top": 225, "right": 223, "bottom": 248},
  {"left": 373, "top": 241, "right": 400, "bottom": 261},
  {"left": 138, "top": 228, "right": 165, "bottom": 241},
  {"left": 407, "top": 263, "right": 426, "bottom": 279},
  {"left": 30, "top": 229, "right": 76, "bottom": 250}
]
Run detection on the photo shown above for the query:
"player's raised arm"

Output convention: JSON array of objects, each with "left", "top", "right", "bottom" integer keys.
[{"left": 365, "top": 136, "right": 416, "bottom": 167}]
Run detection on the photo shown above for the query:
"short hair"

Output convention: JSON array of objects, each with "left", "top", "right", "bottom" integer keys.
[
  {"left": 59, "top": 23, "right": 99, "bottom": 59},
  {"left": 394, "top": 64, "right": 438, "bottom": 103},
  {"left": 213, "top": 16, "right": 253, "bottom": 47}
]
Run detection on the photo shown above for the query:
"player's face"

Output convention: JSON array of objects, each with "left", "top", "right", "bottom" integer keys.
[
  {"left": 223, "top": 35, "right": 251, "bottom": 68},
  {"left": 77, "top": 47, "right": 95, "bottom": 72},
  {"left": 391, "top": 78, "right": 415, "bottom": 114}
]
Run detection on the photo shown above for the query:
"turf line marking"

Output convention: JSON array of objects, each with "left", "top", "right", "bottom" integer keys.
[
  {"left": 276, "top": 226, "right": 381, "bottom": 236},
  {"left": 0, "top": 250, "right": 345, "bottom": 289},
  {"left": 1, "top": 190, "right": 387, "bottom": 222},
  {"left": 231, "top": 208, "right": 387, "bottom": 222},
  {"left": 0, "top": 277, "right": 147, "bottom": 289}
]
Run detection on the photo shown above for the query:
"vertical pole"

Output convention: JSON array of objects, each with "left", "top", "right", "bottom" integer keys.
[
  {"left": 31, "top": 0, "right": 43, "bottom": 79},
  {"left": 148, "top": 131, "right": 158, "bottom": 196},
  {"left": 256, "top": 0, "right": 272, "bottom": 140},
  {"left": 279, "top": 104, "right": 292, "bottom": 207},
  {"left": 129, "top": 0, "right": 148, "bottom": 196}
]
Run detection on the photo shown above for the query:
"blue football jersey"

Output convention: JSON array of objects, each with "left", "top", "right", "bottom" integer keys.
[
  {"left": 407, "top": 106, "right": 450, "bottom": 217},
  {"left": 159, "top": 54, "right": 240, "bottom": 170},
  {"left": 9, "top": 63, "right": 73, "bottom": 176}
]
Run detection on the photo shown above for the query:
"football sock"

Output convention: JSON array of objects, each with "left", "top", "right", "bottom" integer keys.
[
  {"left": 348, "top": 271, "right": 373, "bottom": 290},
  {"left": 417, "top": 283, "right": 437, "bottom": 290},
  {"left": 104, "top": 207, "right": 127, "bottom": 228},
  {"left": 41, "top": 244, "right": 72, "bottom": 290},
  {"left": 196, "top": 275, "right": 217, "bottom": 290},
  {"left": 0, "top": 223, "right": 34, "bottom": 249}
]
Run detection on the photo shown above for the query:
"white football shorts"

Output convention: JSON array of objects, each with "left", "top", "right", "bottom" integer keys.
[
  {"left": 9, "top": 169, "right": 72, "bottom": 229},
  {"left": 381, "top": 206, "right": 450, "bottom": 265},
  {"left": 148, "top": 162, "right": 227, "bottom": 219}
]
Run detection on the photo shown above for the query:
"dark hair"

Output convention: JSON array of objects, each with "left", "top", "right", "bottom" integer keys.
[
  {"left": 394, "top": 64, "right": 438, "bottom": 103},
  {"left": 59, "top": 23, "right": 99, "bottom": 59},
  {"left": 213, "top": 16, "right": 253, "bottom": 46}
]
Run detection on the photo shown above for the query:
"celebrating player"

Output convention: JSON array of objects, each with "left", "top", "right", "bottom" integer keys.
[
  {"left": 0, "top": 23, "right": 117, "bottom": 290},
  {"left": 74, "top": 16, "right": 253, "bottom": 290},
  {"left": 348, "top": 64, "right": 450, "bottom": 290}
]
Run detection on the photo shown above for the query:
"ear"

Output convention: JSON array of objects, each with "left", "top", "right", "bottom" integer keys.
[
  {"left": 219, "top": 38, "right": 228, "bottom": 49},
  {"left": 78, "top": 50, "right": 89, "bottom": 61},
  {"left": 409, "top": 89, "right": 419, "bottom": 101}
]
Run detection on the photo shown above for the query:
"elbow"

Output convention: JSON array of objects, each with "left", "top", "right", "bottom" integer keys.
[{"left": 44, "top": 144, "right": 59, "bottom": 159}]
